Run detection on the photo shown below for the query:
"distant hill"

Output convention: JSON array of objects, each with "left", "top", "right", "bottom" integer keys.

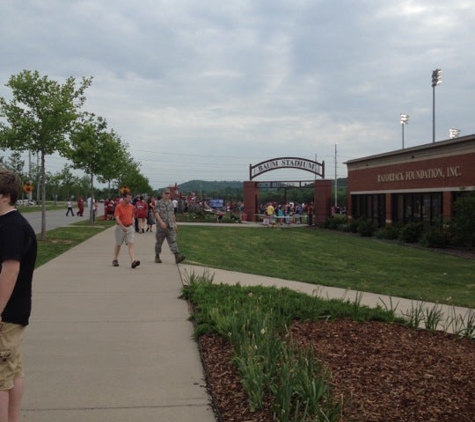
[
  {"left": 166, "top": 180, "right": 243, "bottom": 193},
  {"left": 161, "top": 178, "right": 347, "bottom": 194}
]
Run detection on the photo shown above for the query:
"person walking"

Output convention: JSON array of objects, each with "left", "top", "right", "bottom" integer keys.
[
  {"left": 146, "top": 197, "right": 155, "bottom": 233},
  {"left": 0, "top": 168, "right": 37, "bottom": 422},
  {"left": 154, "top": 189, "right": 185, "bottom": 264},
  {"left": 77, "top": 197, "right": 84, "bottom": 217},
  {"left": 134, "top": 196, "right": 147, "bottom": 233},
  {"left": 66, "top": 198, "right": 75, "bottom": 216},
  {"left": 307, "top": 202, "right": 314, "bottom": 226},
  {"left": 112, "top": 192, "right": 140, "bottom": 269}
]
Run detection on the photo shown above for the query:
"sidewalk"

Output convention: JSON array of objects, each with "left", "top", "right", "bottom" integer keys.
[{"left": 22, "top": 226, "right": 215, "bottom": 422}]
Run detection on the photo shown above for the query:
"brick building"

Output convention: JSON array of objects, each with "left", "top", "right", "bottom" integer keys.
[{"left": 345, "top": 134, "right": 475, "bottom": 226}]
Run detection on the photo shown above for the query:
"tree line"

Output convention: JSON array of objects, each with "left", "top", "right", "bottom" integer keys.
[{"left": 0, "top": 70, "right": 152, "bottom": 239}]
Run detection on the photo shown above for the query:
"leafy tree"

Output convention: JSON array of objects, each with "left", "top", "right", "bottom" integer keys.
[
  {"left": 0, "top": 70, "right": 92, "bottom": 239},
  {"left": 96, "top": 131, "right": 130, "bottom": 198},
  {"left": 119, "top": 162, "right": 153, "bottom": 195},
  {"left": 67, "top": 113, "right": 131, "bottom": 223},
  {"left": 45, "top": 170, "right": 62, "bottom": 204},
  {"left": 4, "top": 151, "right": 26, "bottom": 180},
  {"left": 56, "top": 164, "right": 79, "bottom": 201},
  {"left": 75, "top": 175, "right": 92, "bottom": 201}
]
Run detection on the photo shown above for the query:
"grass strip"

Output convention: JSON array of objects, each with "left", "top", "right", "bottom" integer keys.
[{"left": 178, "top": 225, "right": 475, "bottom": 308}]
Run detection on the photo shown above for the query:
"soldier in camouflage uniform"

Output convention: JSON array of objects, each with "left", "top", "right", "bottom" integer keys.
[{"left": 153, "top": 189, "right": 186, "bottom": 264}]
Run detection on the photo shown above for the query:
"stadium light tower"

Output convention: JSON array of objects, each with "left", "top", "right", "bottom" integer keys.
[
  {"left": 400, "top": 114, "right": 409, "bottom": 149},
  {"left": 431, "top": 69, "right": 442, "bottom": 143}
]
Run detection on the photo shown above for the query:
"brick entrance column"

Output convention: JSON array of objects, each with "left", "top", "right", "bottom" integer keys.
[
  {"left": 314, "top": 180, "right": 332, "bottom": 223},
  {"left": 243, "top": 181, "right": 259, "bottom": 221}
]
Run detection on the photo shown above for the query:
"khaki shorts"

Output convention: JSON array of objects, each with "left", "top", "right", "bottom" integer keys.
[
  {"left": 115, "top": 225, "right": 135, "bottom": 246},
  {"left": 0, "top": 322, "right": 25, "bottom": 391}
]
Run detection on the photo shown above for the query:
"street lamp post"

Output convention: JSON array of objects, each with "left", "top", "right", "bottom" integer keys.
[
  {"left": 400, "top": 114, "right": 409, "bottom": 149},
  {"left": 431, "top": 69, "right": 442, "bottom": 143}
]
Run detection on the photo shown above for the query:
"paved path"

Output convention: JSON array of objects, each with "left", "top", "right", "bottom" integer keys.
[
  {"left": 22, "top": 227, "right": 215, "bottom": 422},
  {"left": 22, "top": 206, "right": 104, "bottom": 234}
]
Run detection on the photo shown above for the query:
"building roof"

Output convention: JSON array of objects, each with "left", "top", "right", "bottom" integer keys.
[{"left": 345, "top": 134, "right": 475, "bottom": 169}]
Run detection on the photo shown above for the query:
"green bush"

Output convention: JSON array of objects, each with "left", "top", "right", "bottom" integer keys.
[
  {"left": 399, "top": 222, "right": 424, "bottom": 243},
  {"left": 452, "top": 192, "right": 475, "bottom": 247},
  {"left": 357, "top": 219, "right": 377, "bottom": 237},
  {"left": 380, "top": 223, "right": 402, "bottom": 240},
  {"left": 420, "top": 226, "right": 452, "bottom": 248},
  {"left": 320, "top": 215, "right": 347, "bottom": 230},
  {"left": 348, "top": 218, "right": 360, "bottom": 233}
]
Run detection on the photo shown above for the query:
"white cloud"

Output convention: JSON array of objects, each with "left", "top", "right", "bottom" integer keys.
[{"left": 1, "top": 0, "right": 474, "bottom": 188}]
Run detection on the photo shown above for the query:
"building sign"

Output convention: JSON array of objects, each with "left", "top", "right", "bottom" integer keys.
[
  {"left": 377, "top": 166, "right": 462, "bottom": 183},
  {"left": 209, "top": 198, "right": 224, "bottom": 208},
  {"left": 250, "top": 157, "right": 324, "bottom": 180}
]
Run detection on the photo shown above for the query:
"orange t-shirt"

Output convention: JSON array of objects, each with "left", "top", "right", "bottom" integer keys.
[{"left": 114, "top": 202, "right": 135, "bottom": 226}]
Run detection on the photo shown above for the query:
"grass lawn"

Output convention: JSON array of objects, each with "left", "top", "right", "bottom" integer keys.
[{"left": 178, "top": 225, "right": 475, "bottom": 308}]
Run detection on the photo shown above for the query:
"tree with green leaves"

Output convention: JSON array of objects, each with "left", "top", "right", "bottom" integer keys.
[
  {"left": 0, "top": 70, "right": 92, "bottom": 239},
  {"left": 4, "top": 151, "right": 25, "bottom": 179},
  {"left": 119, "top": 163, "right": 153, "bottom": 195},
  {"left": 67, "top": 113, "right": 129, "bottom": 223}
]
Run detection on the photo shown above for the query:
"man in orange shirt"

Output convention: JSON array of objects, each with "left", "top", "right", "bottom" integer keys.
[{"left": 113, "top": 192, "right": 140, "bottom": 269}]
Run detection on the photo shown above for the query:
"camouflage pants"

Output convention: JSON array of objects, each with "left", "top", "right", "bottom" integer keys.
[{"left": 155, "top": 227, "right": 179, "bottom": 255}]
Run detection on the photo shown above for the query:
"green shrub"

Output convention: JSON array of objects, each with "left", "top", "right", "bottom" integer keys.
[
  {"left": 380, "top": 223, "right": 402, "bottom": 240},
  {"left": 420, "top": 227, "right": 452, "bottom": 248},
  {"left": 348, "top": 219, "right": 359, "bottom": 233},
  {"left": 320, "top": 215, "right": 347, "bottom": 230},
  {"left": 399, "top": 222, "right": 424, "bottom": 243},
  {"left": 452, "top": 192, "right": 475, "bottom": 247},
  {"left": 357, "top": 219, "right": 377, "bottom": 237}
]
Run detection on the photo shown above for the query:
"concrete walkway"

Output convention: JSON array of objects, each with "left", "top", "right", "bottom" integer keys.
[
  {"left": 21, "top": 223, "right": 473, "bottom": 421},
  {"left": 22, "top": 226, "right": 215, "bottom": 422}
]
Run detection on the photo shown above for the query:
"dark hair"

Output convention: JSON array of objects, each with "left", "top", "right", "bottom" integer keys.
[{"left": 0, "top": 168, "right": 22, "bottom": 205}]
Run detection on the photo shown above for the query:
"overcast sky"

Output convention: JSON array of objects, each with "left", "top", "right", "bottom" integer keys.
[{"left": 1, "top": 0, "right": 474, "bottom": 189}]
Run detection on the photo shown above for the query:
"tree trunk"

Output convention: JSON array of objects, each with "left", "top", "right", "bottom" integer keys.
[
  {"left": 89, "top": 173, "right": 95, "bottom": 225},
  {"left": 40, "top": 150, "right": 47, "bottom": 240}
]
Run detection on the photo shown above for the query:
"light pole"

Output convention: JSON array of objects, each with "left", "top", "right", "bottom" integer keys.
[
  {"left": 400, "top": 113, "right": 409, "bottom": 149},
  {"left": 431, "top": 69, "right": 442, "bottom": 143},
  {"left": 449, "top": 128, "right": 460, "bottom": 139}
]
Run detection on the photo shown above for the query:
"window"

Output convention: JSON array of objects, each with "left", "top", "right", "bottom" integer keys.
[
  {"left": 392, "top": 192, "right": 442, "bottom": 225},
  {"left": 351, "top": 194, "right": 386, "bottom": 226}
]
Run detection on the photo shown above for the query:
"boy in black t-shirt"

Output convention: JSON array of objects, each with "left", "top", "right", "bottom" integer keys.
[{"left": 0, "top": 169, "right": 37, "bottom": 420}]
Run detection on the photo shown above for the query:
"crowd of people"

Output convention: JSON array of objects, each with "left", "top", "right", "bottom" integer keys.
[{"left": 261, "top": 201, "right": 315, "bottom": 226}]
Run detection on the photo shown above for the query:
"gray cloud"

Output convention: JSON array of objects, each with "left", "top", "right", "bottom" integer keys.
[{"left": 1, "top": 0, "right": 473, "bottom": 187}]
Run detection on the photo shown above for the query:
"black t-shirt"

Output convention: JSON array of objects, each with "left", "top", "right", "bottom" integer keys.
[{"left": 0, "top": 209, "right": 37, "bottom": 326}]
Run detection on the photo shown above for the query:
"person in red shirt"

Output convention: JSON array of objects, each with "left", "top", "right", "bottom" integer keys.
[
  {"left": 77, "top": 197, "right": 84, "bottom": 216},
  {"left": 134, "top": 196, "right": 148, "bottom": 233},
  {"left": 112, "top": 193, "right": 140, "bottom": 269}
]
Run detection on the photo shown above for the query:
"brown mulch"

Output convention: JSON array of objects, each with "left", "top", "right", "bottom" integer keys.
[{"left": 199, "top": 320, "right": 475, "bottom": 422}]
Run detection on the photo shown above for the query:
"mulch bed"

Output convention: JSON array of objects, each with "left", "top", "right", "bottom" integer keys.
[{"left": 199, "top": 320, "right": 475, "bottom": 421}]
